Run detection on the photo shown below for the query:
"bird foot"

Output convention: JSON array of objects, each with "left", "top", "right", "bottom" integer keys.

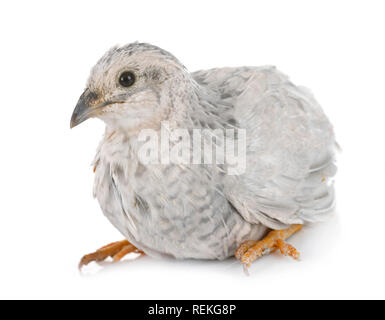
[
  {"left": 235, "top": 224, "right": 302, "bottom": 267},
  {"left": 78, "top": 240, "right": 144, "bottom": 269}
]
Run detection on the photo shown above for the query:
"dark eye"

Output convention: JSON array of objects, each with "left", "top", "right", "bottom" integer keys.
[{"left": 119, "top": 71, "right": 136, "bottom": 87}]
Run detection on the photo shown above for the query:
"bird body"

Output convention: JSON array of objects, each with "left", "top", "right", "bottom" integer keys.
[
  {"left": 92, "top": 129, "right": 268, "bottom": 259},
  {"left": 72, "top": 43, "right": 336, "bottom": 264}
]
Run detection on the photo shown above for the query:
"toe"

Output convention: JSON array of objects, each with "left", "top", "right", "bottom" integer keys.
[
  {"left": 240, "top": 244, "right": 264, "bottom": 266},
  {"left": 78, "top": 252, "right": 100, "bottom": 269},
  {"left": 112, "top": 244, "right": 136, "bottom": 262},
  {"left": 275, "top": 239, "right": 300, "bottom": 259},
  {"left": 235, "top": 240, "right": 257, "bottom": 260}
]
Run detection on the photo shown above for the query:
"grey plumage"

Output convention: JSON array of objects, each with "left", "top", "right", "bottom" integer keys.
[{"left": 72, "top": 43, "right": 336, "bottom": 260}]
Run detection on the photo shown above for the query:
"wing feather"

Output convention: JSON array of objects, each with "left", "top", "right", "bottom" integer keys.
[{"left": 193, "top": 66, "right": 337, "bottom": 229}]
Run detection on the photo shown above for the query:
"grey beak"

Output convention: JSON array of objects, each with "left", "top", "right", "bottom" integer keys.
[{"left": 70, "top": 89, "right": 99, "bottom": 128}]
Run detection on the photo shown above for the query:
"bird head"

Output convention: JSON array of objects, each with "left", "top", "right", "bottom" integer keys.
[{"left": 70, "top": 43, "right": 191, "bottom": 132}]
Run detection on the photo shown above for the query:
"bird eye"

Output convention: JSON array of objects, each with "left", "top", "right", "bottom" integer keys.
[{"left": 118, "top": 71, "right": 136, "bottom": 87}]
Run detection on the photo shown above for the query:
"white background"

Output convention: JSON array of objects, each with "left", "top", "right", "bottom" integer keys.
[{"left": 0, "top": 0, "right": 384, "bottom": 299}]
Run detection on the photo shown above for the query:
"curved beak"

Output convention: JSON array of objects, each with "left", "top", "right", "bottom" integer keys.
[{"left": 70, "top": 89, "right": 99, "bottom": 128}]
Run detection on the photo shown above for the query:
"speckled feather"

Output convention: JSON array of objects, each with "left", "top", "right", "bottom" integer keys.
[{"left": 86, "top": 43, "right": 336, "bottom": 260}]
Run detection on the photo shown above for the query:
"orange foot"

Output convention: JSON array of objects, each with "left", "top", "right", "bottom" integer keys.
[
  {"left": 235, "top": 224, "right": 303, "bottom": 267},
  {"left": 79, "top": 240, "right": 144, "bottom": 269}
]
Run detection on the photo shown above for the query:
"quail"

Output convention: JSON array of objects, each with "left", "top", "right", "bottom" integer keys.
[{"left": 71, "top": 43, "right": 336, "bottom": 269}]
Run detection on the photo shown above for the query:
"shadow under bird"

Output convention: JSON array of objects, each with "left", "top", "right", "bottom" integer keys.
[{"left": 71, "top": 42, "right": 337, "bottom": 269}]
